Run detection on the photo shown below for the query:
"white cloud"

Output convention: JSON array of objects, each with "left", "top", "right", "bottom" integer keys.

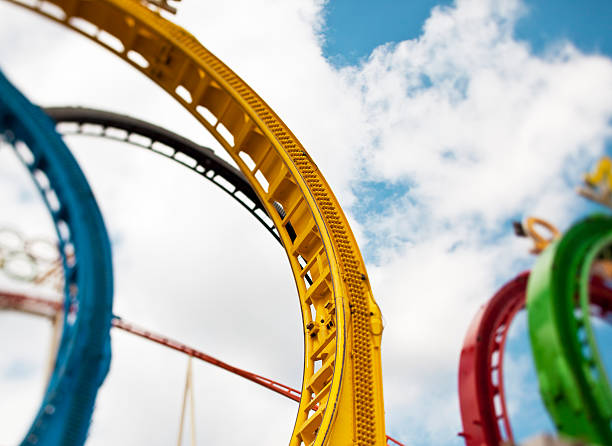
[
  {"left": 1, "top": 0, "right": 612, "bottom": 445},
  {"left": 340, "top": 1, "right": 612, "bottom": 443},
  {"left": 346, "top": 2, "right": 612, "bottom": 227},
  {"left": 0, "top": 312, "right": 51, "bottom": 443}
]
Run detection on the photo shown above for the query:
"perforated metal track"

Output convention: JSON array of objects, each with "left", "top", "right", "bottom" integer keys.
[
  {"left": 47, "top": 106, "right": 416, "bottom": 445},
  {"left": 3, "top": 1, "right": 387, "bottom": 444}
]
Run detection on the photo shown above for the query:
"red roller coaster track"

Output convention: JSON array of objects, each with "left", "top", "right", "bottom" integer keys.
[
  {"left": 458, "top": 272, "right": 612, "bottom": 446},
  {"left": 0, "top": 290, "right": 405, "bottom": 445}
]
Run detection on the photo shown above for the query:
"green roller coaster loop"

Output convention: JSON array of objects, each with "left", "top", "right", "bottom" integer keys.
[{"left": 527, "top": 214, "right": 612, "bottom": 445}]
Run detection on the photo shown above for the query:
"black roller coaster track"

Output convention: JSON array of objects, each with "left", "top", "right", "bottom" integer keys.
[
  {"left": 45, "top": 106, "right": 282, "bottom": 242},
  {"left": 45, "top": 105, "right": 309, "bottom": 286}
]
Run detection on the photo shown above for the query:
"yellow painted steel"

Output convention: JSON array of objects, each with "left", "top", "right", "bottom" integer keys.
[
  {"left": 524, "top": 217, "right": 560, "bottom": 255},
  {"left": 584, "top": 156, "right": 612, "bottom": 189},
  {"left": 578, "top": 156, "right": 612, "bottom": 209},
  {"left": 3, "top": 0, "right": 387, "bottom": 444},
  {"left": 143, "top": 0, "right": 180, "bottom": 15}
]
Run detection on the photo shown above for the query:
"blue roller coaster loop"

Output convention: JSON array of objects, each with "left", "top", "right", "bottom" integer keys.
[{"left": 0, "top": 69, "right": 113, "bottom": 446}]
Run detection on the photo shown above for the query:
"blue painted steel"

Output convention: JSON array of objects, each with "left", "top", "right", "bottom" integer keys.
[{"left": 0, "top": 70, "right": 113, "bottom": 446}]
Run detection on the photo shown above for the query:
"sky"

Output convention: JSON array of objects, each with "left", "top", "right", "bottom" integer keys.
[{"left": 0, "top": 0, "right": 612, "bottom": 445}]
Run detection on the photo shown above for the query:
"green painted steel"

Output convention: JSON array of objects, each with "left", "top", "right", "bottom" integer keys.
[{"left": 527, "top": 214, "right": 612, "bottom": 445}]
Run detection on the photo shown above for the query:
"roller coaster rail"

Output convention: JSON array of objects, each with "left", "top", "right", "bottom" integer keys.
[
  {"left": 458, "top": 273, "right": 528, "bottom": 446},
  {"left": 0, "top": 3, "right": 388, "bottom": 442},
  {"left": 459, "top": 271, "right": 612, "bottom": 446},
  {"left": 0, "top": 69, "right": 114, "bottom": 446},
  {"left": 0, "top": 289, "right": 406, "bottom": 446},
  {"left": 3, "top": 1, "right": 611, "bottom": 445},
  {"left": 4, "top": 101, "right": 405, "bottom": 444},
  {"left": 44, "top": 106, "right": 282, "bottom": 244},
  {"left": 527, "top": 215, "right": 612, "bottom": 445}
]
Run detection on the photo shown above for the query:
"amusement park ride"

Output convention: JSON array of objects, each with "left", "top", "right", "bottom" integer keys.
[{"left": 0, "top": 0, "right": 610, "bottom": 445}]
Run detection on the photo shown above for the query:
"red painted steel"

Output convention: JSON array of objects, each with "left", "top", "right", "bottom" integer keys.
[
  {"left": 0, "top": 290, "right": 405, "bottom": 445},
  {"left": 385, "top": 435, "right": 405, "bottom": 445},
  {"left": 111, "top": 317, "right": 303, "bottom": 402},
  {"left": 458, "top": 272, "right": 527, "bottom": 446},
  {"left": 0, "top": 290, "right": 62, "bottom": 317},
  {"left": 112, "top": 318, "right": 405, "bottom": 444},
  {"left": 458, "top": 273, "right": 612, "bottom": 446}
]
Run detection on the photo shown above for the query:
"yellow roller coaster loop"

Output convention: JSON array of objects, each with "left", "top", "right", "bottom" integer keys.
[
  {"left": 2, "top": 1, "right": 387, "bottom": 444},
  {"left": 143, "top": 0, "right": 181, "bottom": 15},
  {"left": 524, "top": 217, "right": 560, "bottom": 255},
  {"left": 578, "top": 156, "right": 612, "bottom": 209}
]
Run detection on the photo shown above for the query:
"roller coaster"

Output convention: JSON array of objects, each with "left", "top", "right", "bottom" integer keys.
[{"left": 0, "top": 1, "right": 610, "bottom": 445}]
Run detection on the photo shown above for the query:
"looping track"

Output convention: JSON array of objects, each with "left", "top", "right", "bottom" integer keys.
[
  {"left": 45, "top": 106, "right": 282, "bottom": 243},
  {"left": 459, "top": 269, "right": 612, "bottom": 446},
  {"left": 528, "top": 215, "right": 612, "bottom": 445},
  {"left": 0, "top": 70, "right": 113, "bottom": 446},
  {"left": 458, "top": 272, "right": 528, "bottom": 446},
  {"left": 0, "top": 287, "right": 404, "bottom": 445},
  {"left": 2, "top": 1, "right": 387, "bottom": 444},
  {"left": 40, "top": 105, "right": 402, "bottom": 445}
]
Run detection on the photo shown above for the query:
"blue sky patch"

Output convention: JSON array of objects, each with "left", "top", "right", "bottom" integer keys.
[
  {"left": 326, "top": 1, "right": 612, "bottom": 443},
  {"left": 3, "top": 358, "right": 38, "bottom": 380},
  {"left": 322, "top": 0, "right": 454, "bottom": 67},
  {"left": 504, "top": 312, "right": 557, "bottom": 441},
  {"left": 323, "top": 0, "right": 612, "bottom": 67},
  {"left": 352, "top": 179, "right": 413, "bottom": 216},
  {"left": 351, "top": 179, "right": 414, "bottom": 261},
  {"left": 514, "top": 0, "right": 612, "bottom": 58}
]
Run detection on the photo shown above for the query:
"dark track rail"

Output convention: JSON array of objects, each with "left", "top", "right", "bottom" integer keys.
[{"left": 45, "top": 106, "right": 281, "bottom": 243}]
